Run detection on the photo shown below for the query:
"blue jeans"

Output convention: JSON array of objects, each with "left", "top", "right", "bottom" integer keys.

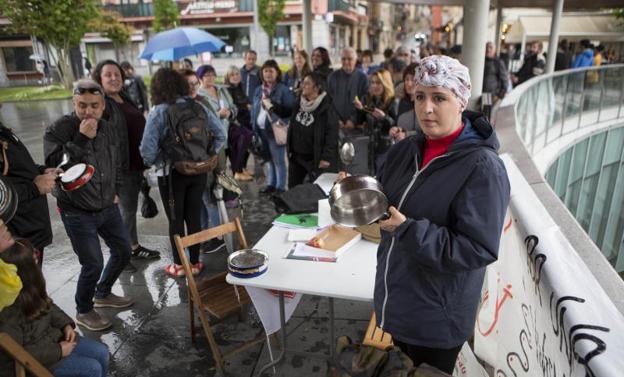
[
  {"left": 259, "top": 128, "right": 287, "bottom": 191},
  {"left": 201, "top": 189, "right": 222, "bottom": 230},
  {"left": 54, "top": 336, "right": 109, "bottom": 377},
  {"left": 60, "top": 205, "right": 132, "bottom": 314}
]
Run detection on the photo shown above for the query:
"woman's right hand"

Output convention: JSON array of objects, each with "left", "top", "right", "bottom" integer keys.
[{"left": 60, "top": 340, "right": 76, "bottom": 357}]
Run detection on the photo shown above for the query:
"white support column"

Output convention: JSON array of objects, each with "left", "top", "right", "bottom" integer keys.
[
  {"left": 546, "top": 0, "right": 564, "bottom": 73},
  {"left": 494, "top": 5, "right": 503, "bottom": 57},
  {"left": 252, "top": 0, "right": 270, "bottom": 58},
  {"left": 302, "top": 0, "right": 313, "bottom": 52},
  {"left": 462, "top": 0, "right": 491, "bottom": 109}
]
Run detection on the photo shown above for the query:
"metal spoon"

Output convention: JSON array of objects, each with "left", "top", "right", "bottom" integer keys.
[
  {"left": 339, "top": 141, "right": 355, "bottom": 166},
  {"left": 56, "top": 153, "right": 69, "bottom": 170}
]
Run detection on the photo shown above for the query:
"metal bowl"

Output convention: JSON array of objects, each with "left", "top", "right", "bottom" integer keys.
[
  {"left": 329, "top": 175, "right": 389, "bottom": 227},
  {"left": 227, "top": 249, "right": 269, "bottom": 271}
]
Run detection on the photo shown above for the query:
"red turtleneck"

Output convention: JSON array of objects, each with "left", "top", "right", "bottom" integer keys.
[{"left": 420, "top": 123, "right": 464, "bottom": 169}]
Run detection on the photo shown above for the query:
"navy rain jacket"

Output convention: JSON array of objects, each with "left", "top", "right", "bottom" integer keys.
[{"left": 374, "top": 110, "right": 511, "bottom": 349}]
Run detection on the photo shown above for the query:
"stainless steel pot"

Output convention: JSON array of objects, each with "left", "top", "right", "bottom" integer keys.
[{"left": 329, "top": 175, "right": 389, "bottom": 227}]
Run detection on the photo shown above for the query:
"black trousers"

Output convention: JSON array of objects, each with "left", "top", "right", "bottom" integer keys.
[
  {"left": 288, "top": 154, "right": 314, "bottom": 189},
  {"left": 393, "top": 340, "right": 462, "bottom": 374},
  {"left": 158, "top": 171, "right": 206, "bottom": 265}
]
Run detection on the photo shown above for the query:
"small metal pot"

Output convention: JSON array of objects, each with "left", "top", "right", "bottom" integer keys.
[{"left": 329, "top": 175, "right": 389, "bottom": 227}]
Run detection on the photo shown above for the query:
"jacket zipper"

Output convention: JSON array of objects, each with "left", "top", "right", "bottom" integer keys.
[{"left": 379, "top": 153, "right": 450, "bottom": 329}]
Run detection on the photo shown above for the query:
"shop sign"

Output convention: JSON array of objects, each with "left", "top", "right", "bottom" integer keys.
[{"left": 182, "top": 0, "right": 239, "bottom": 14}]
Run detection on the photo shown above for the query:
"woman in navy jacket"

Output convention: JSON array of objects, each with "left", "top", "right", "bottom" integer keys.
[
  {"left": 371, "top": 55, "right": 511, "bottom": 373},
  {"left": 250, "top": 60, "right": 296, "bottom": 193}
]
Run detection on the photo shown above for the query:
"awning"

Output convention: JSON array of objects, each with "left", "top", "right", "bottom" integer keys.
[{"left": 505, "top": 14, "right": 624, "bottom": 43}]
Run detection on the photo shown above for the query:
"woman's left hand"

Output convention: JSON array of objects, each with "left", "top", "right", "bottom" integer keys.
[
  {"left": 63, "top": 324, "right": 76, "bottom": 343},
  {"left": 379, "top": 206, "right": 406, "bottom": 233},
  {"left": 318, "top": 160, "right": 330, "bottom": 169},
  {"left": 372, "top": 108, "right": 386, "bottom": 120}
]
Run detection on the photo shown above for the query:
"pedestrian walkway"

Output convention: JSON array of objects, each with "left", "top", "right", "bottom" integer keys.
[{"left": 42, "top": 178, "right": 372, "bottom": 376}]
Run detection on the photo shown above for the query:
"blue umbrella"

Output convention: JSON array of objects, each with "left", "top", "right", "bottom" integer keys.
[{"left": 140, "top": 27, "right": 225, "bottom": 61}]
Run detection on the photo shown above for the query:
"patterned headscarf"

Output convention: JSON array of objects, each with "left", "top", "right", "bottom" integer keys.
[{"left": 414, "top": 55, "right": 472, "bottom": 109}]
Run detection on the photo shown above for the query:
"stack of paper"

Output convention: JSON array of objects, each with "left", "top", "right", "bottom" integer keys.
[{"left": 272, "top": 213, "right": 319, "bottom": 229}]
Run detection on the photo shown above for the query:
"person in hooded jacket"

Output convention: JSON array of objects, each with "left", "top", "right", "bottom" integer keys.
[
  {"left": 286, "top": 72, "right": 338, "bottom": 188},
  {"left": 572, "top": 40, "right": 594, "bottom": 68},
  {"left": 347, "top": 55, "right": 510, "bottom": 373}
]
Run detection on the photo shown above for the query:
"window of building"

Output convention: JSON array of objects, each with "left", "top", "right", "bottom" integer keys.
[
  {"left": 2, "top": 46, "right": 36, "bottom": 72},
  {"left": 272, "top": 25, "right": 292, "bottom": 56},
  {"left": 205, "top": 27, "right": 250, "bottom": 58}
]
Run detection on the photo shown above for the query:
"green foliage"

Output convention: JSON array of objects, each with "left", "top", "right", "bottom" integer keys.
[
  {"left": 0, "top": 0, "right": 98, "bottom": 49},
  {"left": 0, "top": 85, "right": 71, "bottom": 102},
  {"left": 258, "top": 0, "right": 286, "bottom": 37},
  {"left": 89, "top": 10, "right": 132, "bottom": 47},
  {"left": 615, "top": 9, "right": 624, "bottom": 27},
  {"left": 0, "top": 0, "right": 99, "bottom": 88},
  {"left": 153, "top": 0, "right": 180, "bottom": 32}
]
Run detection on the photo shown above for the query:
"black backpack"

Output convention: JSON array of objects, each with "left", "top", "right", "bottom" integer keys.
[{"left": 162, "top": 98, "right": 216, "bottom": 175}]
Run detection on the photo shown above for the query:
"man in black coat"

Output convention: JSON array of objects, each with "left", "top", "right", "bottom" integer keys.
[
  {"left": 0, "top": 105, "right": 58, "bottom": 265},
  {"left": 44, "top": 79, "right": 134, "bottom": 332}
]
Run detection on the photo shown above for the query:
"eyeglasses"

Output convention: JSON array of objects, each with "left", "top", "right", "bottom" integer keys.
[
  {"left": 189, "top": 81, "right": 200, "bottom": 87},
  {"left": 73, "top": 87, "right": 103, "bottom": 96}
]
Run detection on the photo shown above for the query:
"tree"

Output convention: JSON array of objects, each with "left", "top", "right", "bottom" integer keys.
[
  {"left": 0, "top": 0, "right": 99, "bottom": 89},
  {"left": 258, "top": 0, "right": 286, "bottom": 55},
  {"left": 89, "top": 10, "right": 133, "bottom": 62},
  {"left": 615, "top": 9, "right": 624, "bottom": 28},
  {"left": 153, "top": 0, "right": 180, "bottom": 33}
]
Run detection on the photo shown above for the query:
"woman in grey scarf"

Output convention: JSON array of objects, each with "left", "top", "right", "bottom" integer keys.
[{"left": 286, "top": 72, "right": 339, "bottom": 188}]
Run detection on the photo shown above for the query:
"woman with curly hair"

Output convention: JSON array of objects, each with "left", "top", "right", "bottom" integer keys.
[
  {"left": 0, "top": 239, "right": 109, "bottom": 377},
  {"left": 353, "top": 68, "right": 398, "bottom": 174},
  {"left": 139, "top": 68, "right": 226, "bottom": 278}
]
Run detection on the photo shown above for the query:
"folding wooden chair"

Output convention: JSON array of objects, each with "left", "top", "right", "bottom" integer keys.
[
  {"left": 174, "top": 217, "right": 264, "bottom": 374},
  {"left": 0, "top": 332, "right": 53, "bottom": 377},
  {"left": 362, "top": 312, "right": 394, "bottom": 351}
]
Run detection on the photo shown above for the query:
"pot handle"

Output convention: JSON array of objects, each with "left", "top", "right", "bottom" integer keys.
[{"left": 371, "top": 212, "right": 390, "bottom": 224}]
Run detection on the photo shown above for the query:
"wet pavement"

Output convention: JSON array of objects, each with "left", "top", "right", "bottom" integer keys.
[{"left": 0, "top": 101, "right": 372, "bottom": 377}]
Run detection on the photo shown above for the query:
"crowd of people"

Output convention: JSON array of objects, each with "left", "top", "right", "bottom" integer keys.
[{"left": 17, "top": 36, "right": 620, "bottom": 375}]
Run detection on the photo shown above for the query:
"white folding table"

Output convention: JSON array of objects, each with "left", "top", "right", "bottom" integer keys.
[{"left": 226, "top": 225, "right": 378, "bottom": 375}]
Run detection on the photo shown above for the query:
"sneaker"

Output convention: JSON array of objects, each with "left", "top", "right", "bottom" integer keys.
[
  {"left": 93, "top": 293, "right": 134, "bottom": 308},
  {"left": 191, "top": 261, "right": 204, "bottom": 275},
  {"left": 132, "top": 245, "right": 161, "bottom": 259},
  {"left": 75, "top": 310, "right": 112, "bottom": 331},
  {"left": 201, "top": 238, "right": 225, "bottom": 254},
  {"left": 123, "top": 261, "right": 138, "bottom": 273},
  {"left": 165, "top": 263, "right": 185, "bottom": 278}
]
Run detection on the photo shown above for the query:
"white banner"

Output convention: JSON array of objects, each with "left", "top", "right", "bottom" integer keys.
[{"left": 474, "top": 156, "right": 624, "bottom": 377}]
